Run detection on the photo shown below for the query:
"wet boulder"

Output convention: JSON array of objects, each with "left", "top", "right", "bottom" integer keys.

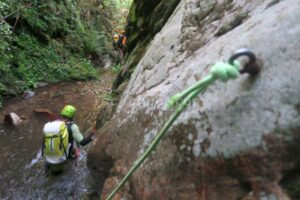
[
  {"left": 88, "top": 0, "right": 300, "bottom": 199},
  {"left": 22, "top": 90, "right": 35, "bottom": 99},
  {"left": 4, "top": 112, "right": 23, "bottom": 126}
]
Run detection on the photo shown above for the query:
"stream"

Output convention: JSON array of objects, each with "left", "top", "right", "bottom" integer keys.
[{"left": 0, "top": 70, "right": 114, "bottom": 199}]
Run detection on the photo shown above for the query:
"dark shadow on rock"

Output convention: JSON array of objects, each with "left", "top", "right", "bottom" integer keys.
[{"left": 265, "top": 0, "right": 281, "bottom": 10}]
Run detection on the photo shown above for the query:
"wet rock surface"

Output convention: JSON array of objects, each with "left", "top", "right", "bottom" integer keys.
[{"left": 88, "top": 0, "right": 300, "bottom": 199}]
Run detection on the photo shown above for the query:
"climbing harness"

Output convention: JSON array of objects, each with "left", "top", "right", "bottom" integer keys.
[{"left": 105, "top": 49, "right": 260, "bottom": 200}]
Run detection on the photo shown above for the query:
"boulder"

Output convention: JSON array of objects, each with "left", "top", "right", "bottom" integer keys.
[
  {"left": 4, "top": 112, "right": 23, "bottom": 126},
  {"left": 89, "top": 0, "right": 300, "bottom": 199}
]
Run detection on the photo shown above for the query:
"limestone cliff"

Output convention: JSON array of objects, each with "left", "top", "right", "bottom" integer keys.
[{"left": 89, "top": 0, "right": 300, "bottom": 199}]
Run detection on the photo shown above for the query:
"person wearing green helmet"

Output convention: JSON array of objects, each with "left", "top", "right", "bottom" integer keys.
[
  {"left": 60, "top": 105, "right": 95, "bottom": 156},
  {"left": 43, "top": 104, "right": 95, "bottom": 174}
]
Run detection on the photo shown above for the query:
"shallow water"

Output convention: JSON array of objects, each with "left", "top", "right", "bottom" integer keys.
[{"left": 0, "top": 70, "right": 114, "bottom": 199}]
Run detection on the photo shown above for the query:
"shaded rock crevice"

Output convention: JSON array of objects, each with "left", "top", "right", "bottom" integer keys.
[{"left": 112, "top": 0, "right": 181, "bottom": 92}]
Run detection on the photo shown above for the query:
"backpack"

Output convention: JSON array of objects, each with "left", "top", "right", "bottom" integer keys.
[
  {"left": 42, "top": 121, "right": 69, "bottom": 158},
  {"left": 122, "top": 35, "right": 127, "bottom": 47}
]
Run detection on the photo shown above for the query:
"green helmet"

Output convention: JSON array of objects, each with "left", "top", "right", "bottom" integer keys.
[{"left": 60, "top": 105, "right": 76, "bottom": 118}]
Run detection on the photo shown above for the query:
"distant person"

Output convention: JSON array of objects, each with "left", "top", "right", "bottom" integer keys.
[
  {"left": 42, "top": 105, "right": 95, "bottom": 174},
  {"left": 113, "top": 33, "right": 119, "bottom": 51},
  {"left": 116, "top": 30, "right": 127, "bottom": 49},
  {"left": 116, "top": 30, "right": 127, "bottom": 61},
  {"left": 122, "top": 31, "right": 127, "bottom": 51}
]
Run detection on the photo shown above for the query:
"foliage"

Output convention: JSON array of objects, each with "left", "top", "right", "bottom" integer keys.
[
  {"left": 104, "top": 92, "right": 117, "bottom": 103},
  {"left": 82, "top": 29, "right": 108, "bottom": 56},
  {"left": 103, "top": 0, "right": 133, "bottom": 30},
  {"left": 103, "top": 0, "right": 132, "bottom": 10},
  {"left": 0, "top": 0, "right": 112, "bottom": 106},
  {"left": 111, "top": 63, "right": 122, "bottom": 74}
]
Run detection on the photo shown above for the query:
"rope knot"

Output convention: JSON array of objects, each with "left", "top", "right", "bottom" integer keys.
[
  {"left": 209, "top": 61, "right": 240, "bottom": 82},
  {"left": 167, "top": 93, "right": 182, "bottom": 108}
]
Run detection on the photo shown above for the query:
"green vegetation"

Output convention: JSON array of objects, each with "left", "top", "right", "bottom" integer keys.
[
  {"left": 103, "top": 0, "right": 133, "bottom": 30},
  {"left": 0, "top": 0, "right": 111, "bottom": 103},
  {"left": 111, "top": 63, "right": 122, "bottom": 74},
  {"left": 104, "top": 92, "right": 117, "bottom": 103}
]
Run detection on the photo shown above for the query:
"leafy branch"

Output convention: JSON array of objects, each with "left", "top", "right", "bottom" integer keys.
[{"left": 0, "top": 4, "right": 32, "bottom": 24}]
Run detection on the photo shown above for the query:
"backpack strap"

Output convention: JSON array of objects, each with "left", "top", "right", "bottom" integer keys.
[
  {"left": 42, "top": 136, "right": 45, "bottom": 157},
  {"left": 59, "top": 134, "right": 68, "bottom": 159},
  {"left": 58, "top": 121, "right": 69, "bottom": 159},
  {"left": 66, "top": 121, "right": 74, "bottom": 144},
  {"left": 66, "top": 121, "right": 75, "bottom": 158}
]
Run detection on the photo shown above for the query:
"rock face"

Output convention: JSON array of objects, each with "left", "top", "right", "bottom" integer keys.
[{"left": 88, "top": 0, "right": 300, "bottom": 199}]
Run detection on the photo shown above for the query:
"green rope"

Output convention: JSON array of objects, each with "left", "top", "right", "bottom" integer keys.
[{"left": 105, "top": 60, "right": 241, "bottom": 200}]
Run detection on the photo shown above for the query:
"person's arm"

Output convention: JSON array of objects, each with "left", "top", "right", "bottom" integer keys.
[{"left": 71, "top": 124, "right": 94, "bottom": 146}]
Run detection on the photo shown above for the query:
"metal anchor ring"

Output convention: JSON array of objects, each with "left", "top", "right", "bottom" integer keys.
[{"left": 228, "top": 48, "right": 260, "bottom": 76}]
